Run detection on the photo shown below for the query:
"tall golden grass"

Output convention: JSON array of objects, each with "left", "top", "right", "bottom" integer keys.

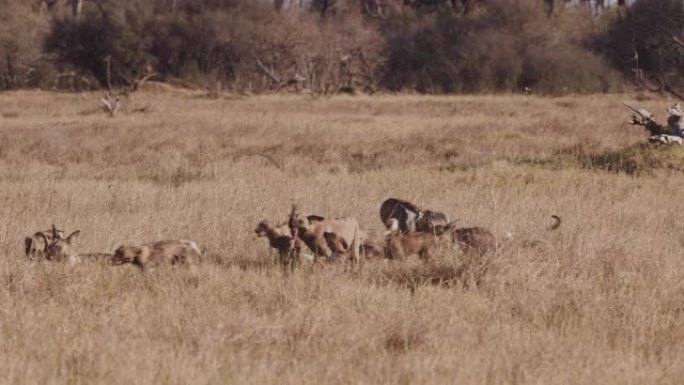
[{"left": 1, "top": 87, "right": 683, "bottom": 384}]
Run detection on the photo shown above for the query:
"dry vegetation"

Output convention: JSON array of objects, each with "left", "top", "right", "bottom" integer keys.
[{"left": 2, "top": 87, "right": 684, "bottom": 384}]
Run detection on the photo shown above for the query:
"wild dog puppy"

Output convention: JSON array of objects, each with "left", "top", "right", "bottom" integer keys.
[
  {"left": 358, "top": 229, "right": 390, "bottom": 259},
  {"left": 288, "top": 206, "right": 361, "bottom": 266},
  {"left": 446, "top": 225, "right": 496, "bottom": 257},
  {"left": 24, "top": 225, "right": 64, "bottom": 259},
  {"left": 323, "top": 232, "right": 348, "bottom": 252},
  {"left": 327, "top": 229, "right": 395, "bottom": 260},
  {"left": 384, "top": 220, "right": 447, "bottom": 262},
  {"left": 422, "top": 210, "right": 449, "bottom": 229},
  {"left": 323, "top": 231, "right": 353, "bottom": 263},
  {"left": 380, "top": 198, "right": 449, "bottom": 233},
  {"left": 111, "top": 239, "right": 201, "bottom": 272},
  {"left": 255, "top": 220, "right": 311, "bottom": 268},
  {"left": 326, "top": 229, "right": 390, "bottom": 261}
]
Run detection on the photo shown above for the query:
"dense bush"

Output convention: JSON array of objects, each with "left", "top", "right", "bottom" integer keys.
[
  {"left": 44, "top": 1, "right": 151, "bottom": 88},
  {"left": 0, "top": 0, "right": 657, "bottom": 94},
  {"left": 149, "top": 13, "right": 240, "bottom": 84},
  {"left": 380, "top": 0, "right": 619, "bottom": 94}
]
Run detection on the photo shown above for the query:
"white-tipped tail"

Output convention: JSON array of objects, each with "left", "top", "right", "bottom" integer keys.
[{"left": 183, "top": 240, "right": 201, "bottom": 255}]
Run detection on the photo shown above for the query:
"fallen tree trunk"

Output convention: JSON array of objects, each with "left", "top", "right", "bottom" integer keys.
[{"left": 623, "top": 103, "right": 667, "bottom": 136}]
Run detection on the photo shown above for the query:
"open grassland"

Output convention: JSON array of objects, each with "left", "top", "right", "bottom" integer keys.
[{"left": 2, "top": 88, "right": 684, "bottom": 384}]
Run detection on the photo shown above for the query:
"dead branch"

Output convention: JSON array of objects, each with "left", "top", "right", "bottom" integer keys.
[
  {"left": 658, "top": 27, "right": 684, "bottom": 50},
  {"left": 130, "top": 72, "right": 156, "bottom": 93},
  {"left": 623, "top": 102, "right": 666, "bottom": 135},
  {"left": 661, "top": 77, "right": 684, "bottom": 102},
  {"left": 251, "top": 50, "right": 281, "bottom": 86},
  {"left": 98, "top": 56, "right": 156, "bottom": 116},
  {"left": 104, "top": 55, "right": 112, "bottom": 92},
  {"left": 101, "top": 92, "right": 120, "bottom": 117}
]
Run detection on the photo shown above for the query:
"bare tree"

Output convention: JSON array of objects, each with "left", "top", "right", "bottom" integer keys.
[
  {"left": 544, "top": 0, "right": 555, "bottom": 16},
  {"left": 99, "top": 55, "right": 155, "bottom": 117},
  {"left": 39, "top": 0, "right": 59, "bottom": 11},
  {"left": 625, "top": 1, "right": 684, "bottom": 100},
  {"left": 595, "top": 0, "right": 605, "bottom": 14},
  {"left": 35, "top": 1, "right": 84, "bottom": 17},
  {"left": 311, "top": 0, "right": 336, "bottom": 16},
  {"left": 403, "top": 0, "right": 470, "bottom": 14},
  {"left": 71, "top": 0, "right": 83, "bottom": 18},
  {"left": 361, "top": 0, "right": 402, "bottom": 16}
]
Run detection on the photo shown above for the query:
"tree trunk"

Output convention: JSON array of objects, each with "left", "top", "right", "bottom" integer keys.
[
  {"left": 71, "top": 0, "right": 83, "bottom": 18},
  {"left": 544, "top": 0, "right": 554, "bottom": 16}
]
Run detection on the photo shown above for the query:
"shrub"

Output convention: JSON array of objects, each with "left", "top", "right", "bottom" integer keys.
[
  {"left": 380, "top": 0, "right": 620, "bottom": 94},
  {"left": 44, "top": 1, "right": 151, "bottom": 88},
  {"left": 5, "top": 0, "right": 628, "bottom": 94},
  {"left": 150, "top": 13, "right": 239, "bottom": 84}
]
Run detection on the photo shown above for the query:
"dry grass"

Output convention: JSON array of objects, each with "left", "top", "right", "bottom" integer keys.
[{"left": 1, "top": 88, "right": 684, "bottom": 384}]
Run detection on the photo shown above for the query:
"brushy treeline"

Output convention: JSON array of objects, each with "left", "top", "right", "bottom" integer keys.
[{"left": 0, "top": 0, "right": 679, "bottom": 94}]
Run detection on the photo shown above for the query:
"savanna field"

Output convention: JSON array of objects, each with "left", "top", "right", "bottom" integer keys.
[{"left": 3, "top": 87, "right": 684, "bottom": 384}]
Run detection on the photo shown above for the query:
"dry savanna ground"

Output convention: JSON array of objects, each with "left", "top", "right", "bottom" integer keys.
[{"left": 2, "top": 86, "right": 684, "bottom": 384}]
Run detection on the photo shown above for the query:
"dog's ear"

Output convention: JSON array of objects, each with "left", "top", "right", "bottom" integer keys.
[
  {"left": 65, "top": 230, "right": 80, "bottom": 245},
  {"left": 307, "top": 215, "right": 325, "bottom": 223},
  {"left": 445, "top": 220, "right": 460, "bottom": 231}
]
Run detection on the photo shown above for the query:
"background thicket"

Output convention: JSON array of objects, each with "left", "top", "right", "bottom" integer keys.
[{"left": 0, "top": 0, "right": 681, "bottom": 95}]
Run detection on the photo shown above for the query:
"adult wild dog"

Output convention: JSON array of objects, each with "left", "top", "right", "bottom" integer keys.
[
  {"left": 39, "top": 229, "right": 81, "bottom": 264},
  {"left": 111, "top": 239, "right": 201, "bottom": 271},
  {"left": 288, "top": 206, "right": 361, "bottom": 266},
  {"left": 37, "top": 226, "right": 112, "bottom": 264},
  {"left": 380, "top": 198, "right": 449, "bottom": 233},
  {"left": 24, "top": 225, "right": 64, "bottom": 260}
]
